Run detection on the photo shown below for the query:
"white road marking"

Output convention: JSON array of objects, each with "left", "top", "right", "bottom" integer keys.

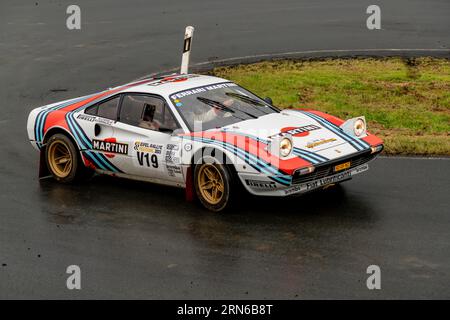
[
  {"left": 379, "top": 156, "right": 449, "bottom": 160},
  {"left": 137, "top": 48, "right": 450, "bottom": 80}
]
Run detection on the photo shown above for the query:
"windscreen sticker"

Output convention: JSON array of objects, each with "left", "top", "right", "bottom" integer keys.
[{"left": 170, "top": 82, "right": 238, "bottom": 100}]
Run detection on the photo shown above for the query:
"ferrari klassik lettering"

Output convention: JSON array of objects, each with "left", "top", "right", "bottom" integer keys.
[
  {"left": 27, "top": 73, "right": 384, "bottom": 212},
  {"left": 306, "top": 138, "right": 337, "bottom": 148},
  {"left": 92, "top": 139, "right": 128, "bottom": 155}
]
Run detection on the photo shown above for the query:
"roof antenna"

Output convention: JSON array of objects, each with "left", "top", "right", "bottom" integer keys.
[{"left": 180, "top": 26, "right": 194, "bottom": 74}]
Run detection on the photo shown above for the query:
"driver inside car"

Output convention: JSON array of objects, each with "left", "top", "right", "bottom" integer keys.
[
  {"left": 139, "top": 103, "right": 160, "bottom": 131},
  {"left": 191, "top": 97, "right": 235, "bottom": 125}
]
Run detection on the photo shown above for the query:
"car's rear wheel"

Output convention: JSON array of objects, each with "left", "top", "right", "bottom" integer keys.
[
  {"left": 194, "top": 157, "right": 233, "bottom": 212},
  {"left": 45, "top": 133, "right": 82, "bottom": 183}
]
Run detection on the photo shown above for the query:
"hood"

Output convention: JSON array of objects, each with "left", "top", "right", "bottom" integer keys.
[{"left": 221, "top": 110, "right": 368, "bottom": 160}]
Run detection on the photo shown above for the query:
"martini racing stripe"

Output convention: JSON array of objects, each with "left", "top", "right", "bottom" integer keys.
[
  {"left": 65, "top": 113, "right": 110, "bottom": 171},
  {"left": 65, "top": 112, "right": 122, "bottom": 173},
  {"left": 221, "top": 130, "right": 270, "bottom": 144},
  {"left": 195, "top": 137, "right": 283, "bottom": 177},
  {"left": 300, "top": 111, "right": 370, "bottom": 151},
  {"left": 35, "top": 79, "right": 156, "bottom": 147},
  {"left": 292, "top": 147, "right": 328, "bottom": 165},
  {"left": 187, "top": 136, "right": 292, "bottom": 185},
  {"left": 34, "top": 94, "right": 95, "bottom": 148},
  {"left": 301, "top": 111, "right": 363, "bottom": 151},
  {"left": 213, "top": 138, "right": 291, "bottom": 185},
  {"left": 220, "top": 130, "right": 330, "bottom": 165}
]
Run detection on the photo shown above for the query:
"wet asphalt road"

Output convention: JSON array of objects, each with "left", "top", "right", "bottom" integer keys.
[{"left": 0, "top": 0, "right": 449, "bottom": 299}]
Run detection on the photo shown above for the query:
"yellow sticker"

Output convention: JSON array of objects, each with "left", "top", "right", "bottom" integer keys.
[{"left": 334, "top": 161, "right": 351, "bottom": 172}]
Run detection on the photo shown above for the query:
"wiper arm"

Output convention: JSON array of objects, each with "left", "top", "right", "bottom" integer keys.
[
  {"left": 225, "top": 92, "right": 272, "bottom": 115},
  {"left": 197, "top": 96, "right": 257, "bottom": 120},
  {"left": 197, "top": 97, "right": 235, "bottom": 113},
  {"left": 225, "top": 92, "right": 265, "bottom": 106}
]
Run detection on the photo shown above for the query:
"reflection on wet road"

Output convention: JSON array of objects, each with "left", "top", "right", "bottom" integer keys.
[{"left": 2, "top": 157, "right": 449, "bottom": 298}]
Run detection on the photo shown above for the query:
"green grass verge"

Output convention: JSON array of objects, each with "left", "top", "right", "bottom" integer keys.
[{"left": 209, "top": 57, "right": 450, "bottom": 156}]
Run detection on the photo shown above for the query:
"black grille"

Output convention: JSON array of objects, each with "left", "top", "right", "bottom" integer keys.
[{"left": 292, "top": 150, "right": 377, "bottom": 185}]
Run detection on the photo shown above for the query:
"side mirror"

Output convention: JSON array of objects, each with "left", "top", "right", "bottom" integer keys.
[{"left": 264, "top": 97, "right": 273, "bottom": 105}]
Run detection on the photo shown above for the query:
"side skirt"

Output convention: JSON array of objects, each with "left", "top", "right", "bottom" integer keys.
[{"left": 95, "top": 169, "right": 186, "bottom": 189}]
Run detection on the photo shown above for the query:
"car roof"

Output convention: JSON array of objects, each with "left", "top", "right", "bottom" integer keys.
[{"left": 119, "top": 74, "right": 229, "bottom": 97}]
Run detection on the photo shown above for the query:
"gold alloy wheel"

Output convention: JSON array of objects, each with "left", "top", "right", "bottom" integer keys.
[
  {"left": 197, "top": 164, "right": 225, "bottom": 205},
  {"left": 48, "top": 140, "right": 73, "bottom": 178}
]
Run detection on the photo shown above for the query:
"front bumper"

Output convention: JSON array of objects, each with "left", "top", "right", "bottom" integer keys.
[{"left": 238, "top": 147, "right": 382, "bottom": 196}]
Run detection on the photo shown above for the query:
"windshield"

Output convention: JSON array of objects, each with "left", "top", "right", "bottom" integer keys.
[{"left": 169, "top": 82, "right": 278, "bottom": 131}]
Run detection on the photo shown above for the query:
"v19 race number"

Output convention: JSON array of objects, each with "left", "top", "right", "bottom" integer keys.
[{"left": 137, "top": 152, "right": 158, "bottom": 168}]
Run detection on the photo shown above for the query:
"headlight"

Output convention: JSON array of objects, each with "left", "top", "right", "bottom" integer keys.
[
  {"left": 280, "top": 137, "right": 292, "bottom": 157},
  {"left": 340, "top": 116, "right": 367, "bottom": 138},
  {"left": 353, "top": 118, "right": 366, "bottom": 137},
  {"left": 371, "top": 144, "right": 384, "bottom": 154}
]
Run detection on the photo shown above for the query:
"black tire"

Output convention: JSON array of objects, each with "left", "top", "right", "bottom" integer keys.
[
  {"left": 45, "top": 133, "right": 87, "bottom": 183},
  {"left": 193, "top": 155, "right": 234, "bottom": 212}
]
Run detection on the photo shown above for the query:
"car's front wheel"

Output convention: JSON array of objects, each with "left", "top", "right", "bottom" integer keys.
[
  {"left": 194, "top": 157, "right": 233, "bottom": 212},
  {"left": 45, "top": 133, "right": 83, "bottom": 183}
]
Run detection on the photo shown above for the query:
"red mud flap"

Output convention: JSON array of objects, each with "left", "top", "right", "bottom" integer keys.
[
  {"left": 185, "top": 166, "right": 195, "bottom": 202},
  {"left": 38, "top": 150, "right": 51, "bottom": 179}
]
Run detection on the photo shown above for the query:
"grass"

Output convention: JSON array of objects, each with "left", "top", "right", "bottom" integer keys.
[{"left": 209, "top": 57, "right": 450, "bottom": 156}]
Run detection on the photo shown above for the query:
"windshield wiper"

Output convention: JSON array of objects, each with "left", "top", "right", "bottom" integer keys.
[
  {"left": 197, "top": 97, "right": 235, "bottom": 113},
  {"left": 225, "top": 92, "right": 272, "bottom": 115},
  {"left": 196, "top": 96, "right": 257, "bottom": 120}
]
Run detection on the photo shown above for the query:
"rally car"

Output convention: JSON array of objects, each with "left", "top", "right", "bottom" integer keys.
[{"left": 27, "top": 73, "right": 383, "bottom": 211}]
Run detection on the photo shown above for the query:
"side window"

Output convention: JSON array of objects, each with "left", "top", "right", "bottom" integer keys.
[
  {"left": 155, "top": 102, "right": 180, "bottom": 131},
  {"left": 96, "top": 96, "right": 120, "bottom": 120},
  {"left": 119, "top": 94, "right": 151, "bottom": 127},
  {"left": 119, "top": 94, "right": 179, "bottom": 132},
  {"left": 85, "top": 104, "right": 98, "bottom": 115}
]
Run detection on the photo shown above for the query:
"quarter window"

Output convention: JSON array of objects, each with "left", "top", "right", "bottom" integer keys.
[{"left": 95, "top": 96, "right": 121, "bottom": 120}]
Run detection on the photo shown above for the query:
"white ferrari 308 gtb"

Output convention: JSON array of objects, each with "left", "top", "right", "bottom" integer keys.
[{"left": 27, "top": 73, "right": 383, "bottom": 211}]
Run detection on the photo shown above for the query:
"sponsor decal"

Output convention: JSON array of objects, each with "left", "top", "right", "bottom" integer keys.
[
  {"left": 245, "top": 179, "right": 277, "bottom": 189},
  {"left": 170, "top": 82, "right": 237, "bottom": 100},
  {"left": 306, "top": 138, "right": 337, "bottom": 149},
  {"left": 284, "top": 164, "right": 369, "bottom": 195},
  {"left": 92, "top": 138, "right": 128, "bottom": 157},
  {"left": 166, "top": 164, "right": 182, "bottom": 177},
  {"left": 133, "top": 141, "right": 162, "bottom": 154},
  {"left": 166, "top": 144, "right": 179, "bottom": 151},
  {"left": 148, "top": 74, "right": 199, "bottom": 87},
  {"left": 271, "top": 125, "right": 321, "bottom": 139},
  {"left": 77, "top": 114, "right": 115, "bottom": 125},
  {"left": 165, "top": 150, "right": 180, "bottom": 164},
  {"left": 137, "top": 152, "right": 158, "bottom": 168}
]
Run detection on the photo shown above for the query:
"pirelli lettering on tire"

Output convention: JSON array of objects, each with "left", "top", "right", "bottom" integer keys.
[{"left": 92, "top": 139, "right": 128, "bottom": 155}]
